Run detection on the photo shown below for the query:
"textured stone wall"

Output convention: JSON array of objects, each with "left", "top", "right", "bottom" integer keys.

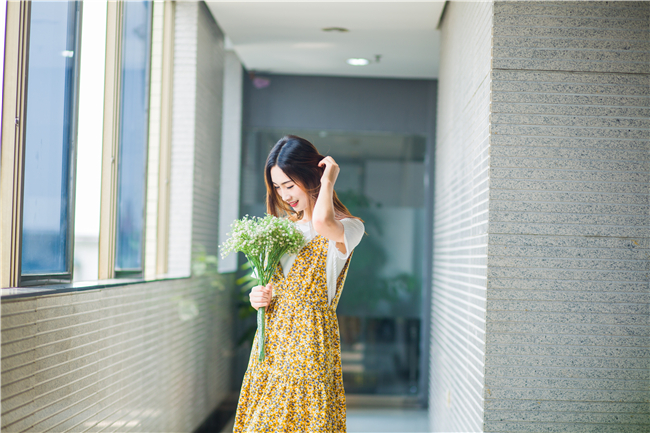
[
  {"left": 430, "top": 2, "right": 494, "bottom": 432},
  {"left": 485, "top": 1, "right": 649, "bottom": 431}
]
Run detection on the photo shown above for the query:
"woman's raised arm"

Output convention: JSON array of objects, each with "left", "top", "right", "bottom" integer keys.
[{"left": 312, "top": 156, "right": 346, "bottom": 252}]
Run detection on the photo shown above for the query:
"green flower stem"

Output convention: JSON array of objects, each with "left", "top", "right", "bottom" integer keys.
[
  {"left": 257, "top": 307, "right": 265, "bottom": 362},
  {"left": 247, "top": 250, "right": 292, "bottom": 362},
  {"left": 221, "top": 216, "right": 306, "bottom": 364}
]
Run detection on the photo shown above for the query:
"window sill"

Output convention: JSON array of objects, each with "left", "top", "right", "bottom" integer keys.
[{"left": 0, "top": 275, "right": 190, "bottom": 300}]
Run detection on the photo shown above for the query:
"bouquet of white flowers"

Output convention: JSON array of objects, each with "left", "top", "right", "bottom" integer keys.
[{"left": 220, "top": 214, "right": 306, "bottom": 361}]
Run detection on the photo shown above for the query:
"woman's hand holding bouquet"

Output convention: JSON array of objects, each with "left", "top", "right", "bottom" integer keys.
[
  {"left": 249, "top": 283, "right": 272, "bottom": 311},
  {"left": 220, "top": 214, "right": 305, "bottom": 361}
]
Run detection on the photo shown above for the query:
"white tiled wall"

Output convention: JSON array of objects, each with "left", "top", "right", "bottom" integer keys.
[
  {"left": 191, "top": 2, "right": 225, "bottom": 262},
  {"left": 2, "top": 280, "right": 232, "bottom": 432},
  {"left": 1, "top": 278, "right": 233, "bottom": 432},
  {"left": 430, "top": 2, "right": 494, "bottom": 432},
  {"left": 168, "top": 1, "right": 199, "bottom": 277},
  {"left": 168, "top": 2, "right": 225, "bottom": 276}
]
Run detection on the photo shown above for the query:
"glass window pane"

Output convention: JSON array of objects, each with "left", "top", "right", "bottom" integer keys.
[
  {"left": 21, "top": 1, "right": 79, "bottom": 275},
  {"left": 115, "top": 1, "right": 152, "bottom": 271},
  {"left": 240, "top": 129, "right": 426, "bottom": 396}
]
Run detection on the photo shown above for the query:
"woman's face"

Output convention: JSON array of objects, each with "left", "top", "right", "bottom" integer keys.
[{"left": 270, "top": 165, "right": 310, "bottom": 215}]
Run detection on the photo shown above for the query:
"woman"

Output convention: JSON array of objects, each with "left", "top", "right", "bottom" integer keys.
[{"left": 233, "top": 135, "right": 364, "bottom": 432}]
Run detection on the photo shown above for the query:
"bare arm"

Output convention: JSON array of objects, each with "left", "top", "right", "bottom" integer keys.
[{"left": 312, "top": 156, "right": 347, "bottom": 254}]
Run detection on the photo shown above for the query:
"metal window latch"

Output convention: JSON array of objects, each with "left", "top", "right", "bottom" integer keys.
[{"left": 15, "top": 117, "right": 19, "bottom": 125}]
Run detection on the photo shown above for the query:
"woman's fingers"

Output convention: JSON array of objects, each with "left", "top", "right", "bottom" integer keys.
[
  {"left": 249, "top": 284, "right": 273, "bottom": 310},
  {"left": 318, "top": 155, "right": 336, "bottom": 167},
  {"left": 318, "top": 156, "right": 339, "bottom": 185},
  {"left": 248, "top": 287, "right": 258, "bottom": 310}
]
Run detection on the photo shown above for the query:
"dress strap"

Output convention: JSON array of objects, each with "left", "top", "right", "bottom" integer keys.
[{"left": 330, "top": 250, "right": 353, "bottom": 311}]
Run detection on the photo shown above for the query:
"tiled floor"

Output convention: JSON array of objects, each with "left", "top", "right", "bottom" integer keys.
[
  {"left": 347, "top": 408, "right": 430, "bottom": 432},
  {"left": 220, "top": 408, "right": 430, "bottom": 432}
]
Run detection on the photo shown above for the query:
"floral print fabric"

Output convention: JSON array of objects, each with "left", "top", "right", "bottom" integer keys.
[{"left": 234, "top": 235, "right": 353, "bottom": 433}]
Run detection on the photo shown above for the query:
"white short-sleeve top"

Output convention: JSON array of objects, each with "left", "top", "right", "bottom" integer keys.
[{"left": 279, "top": 218, "right": 365, "bottom": 306}]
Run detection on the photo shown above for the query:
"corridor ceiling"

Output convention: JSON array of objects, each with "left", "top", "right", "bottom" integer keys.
[{"left": 205, "top": 1, "right": 445, "bottom": 79}]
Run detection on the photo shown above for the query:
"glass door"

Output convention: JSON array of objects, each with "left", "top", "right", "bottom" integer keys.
[{"left": 240, "top": 129, "right": 426, "bottom": 400}]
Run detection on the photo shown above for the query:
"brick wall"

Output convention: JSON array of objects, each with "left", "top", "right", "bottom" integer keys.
[
  {"left": 430, "top": 2, "right": 494, "bottom": 432},
  {"left": 485, "top": 1, "right": 649, "bottom": 431}
]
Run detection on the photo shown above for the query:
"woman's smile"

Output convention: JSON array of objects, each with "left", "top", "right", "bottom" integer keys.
[{"left": 271, "top": 165, "right": 310, "bottom": 215}]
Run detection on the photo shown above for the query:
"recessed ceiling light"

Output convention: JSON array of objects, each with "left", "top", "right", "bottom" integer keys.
[
  {"left": 292, "top": 42, "right": 334, "bottom": 49},
  {"left": 322, "top": 27, "right": 349, "bottom": 33},
  {"left": 346, "top": 58, "right": 369, "bottom": 66}
]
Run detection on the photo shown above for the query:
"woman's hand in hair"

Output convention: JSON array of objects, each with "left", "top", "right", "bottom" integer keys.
[
  {"left": 249, "top": 283, "right": 273, "bottom": 310},
  {"left": 313, "top": 156, "right": 346, "bottom": 249},
  {"left": 318, "top": 156, "right": 340, "bottom": 187}
]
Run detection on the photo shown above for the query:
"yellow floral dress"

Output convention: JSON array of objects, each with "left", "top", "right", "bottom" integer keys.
[{"left": 234, "top": 234, "right": 353, "bottom": 433}]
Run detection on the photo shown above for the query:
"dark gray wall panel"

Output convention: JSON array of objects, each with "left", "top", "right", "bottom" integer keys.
[{"left": 244, "top": 74, "right": 435, "bottom": 135}]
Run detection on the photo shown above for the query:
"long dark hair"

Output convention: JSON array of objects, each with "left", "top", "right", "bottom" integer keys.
[{"left": 265, "top": 135, "right": 361, "bottom": 223}]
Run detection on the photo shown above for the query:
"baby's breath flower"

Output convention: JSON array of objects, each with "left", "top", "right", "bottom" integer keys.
[
  {"left": 220, "top": 214, "right": 306, "bottom": 274},
  {"left": 219, "top": 214, "right": 306, "bottom": 362}
]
